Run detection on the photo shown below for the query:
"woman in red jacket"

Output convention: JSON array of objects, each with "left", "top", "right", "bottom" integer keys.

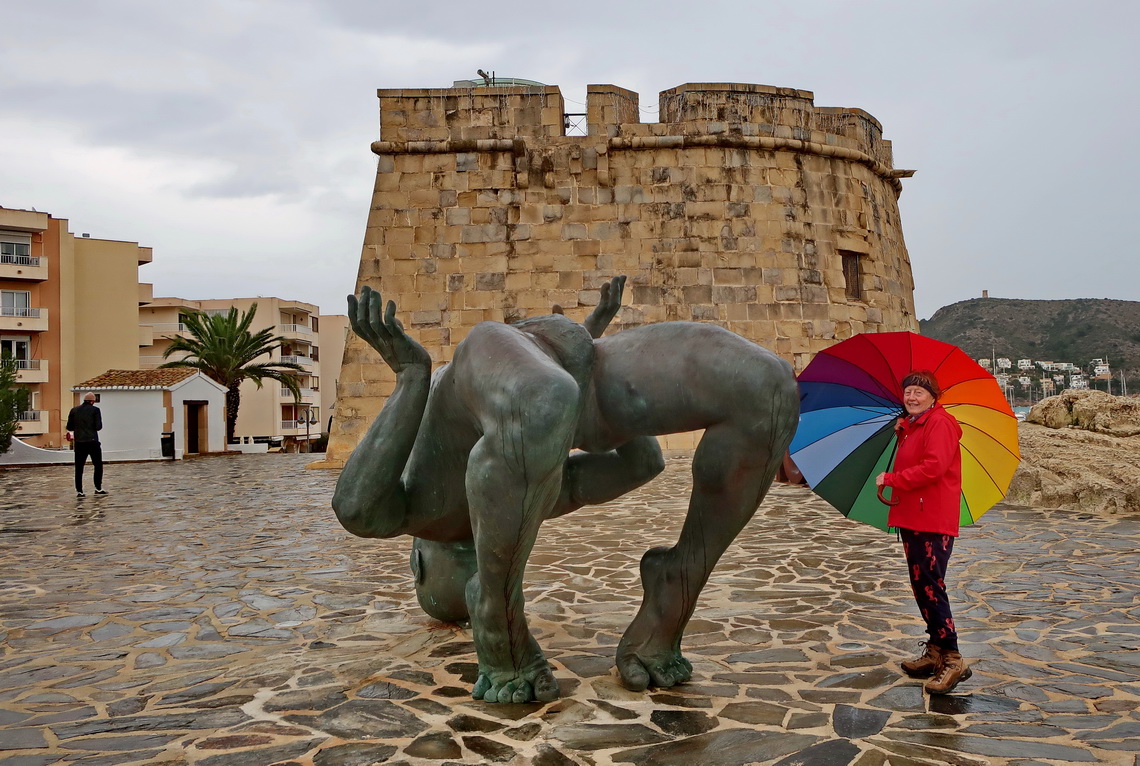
[{"left": 875, "top": 370, "right": 971, "bottom": 694}]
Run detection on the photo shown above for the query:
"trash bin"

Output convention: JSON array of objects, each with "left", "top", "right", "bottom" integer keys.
[{"left": 160, "top": 432, "right": 175, "bottom": 459}]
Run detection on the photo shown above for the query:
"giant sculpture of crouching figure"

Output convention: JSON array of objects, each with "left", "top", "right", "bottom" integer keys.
[{"left": 333, "top": 276, "right": 799, "bottom": 703}]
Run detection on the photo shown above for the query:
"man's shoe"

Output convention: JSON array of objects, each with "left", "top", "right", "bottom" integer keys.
[
  {"left": 76, "top": 491, "right": 86, "bottom": 498},
  {"left": 924, "top": 650, "right": 972, "bottom": 694},
  {"left": 901, "top": 642, "right": 941, "bottom": 678},
  {"left": 94, "top": 489, "right": 108, "bottom": 496}
]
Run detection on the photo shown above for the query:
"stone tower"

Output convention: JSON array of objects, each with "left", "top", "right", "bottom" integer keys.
[{"left": 322, "top": 81, "right": 917, "bottom": 466}]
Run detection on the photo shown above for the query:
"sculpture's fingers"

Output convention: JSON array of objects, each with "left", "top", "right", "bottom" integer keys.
[
  {"left": 346, "top": 294, "right": 361, "bottom": 332},
  {"left": 384, "top": 300, "right": 401, "bottom": 337}
]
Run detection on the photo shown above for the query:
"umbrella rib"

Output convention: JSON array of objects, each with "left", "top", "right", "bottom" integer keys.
[
  {"left": 861, "top": 337, "right": 905, "bottom": 400},
  {"left": 960, "top": 492, "right": 976, "bottom": 523},
  {"left": 809, "top": 352, "right": 898, "bottom": 401},
  {"left": 791, "top": 411, "right": 898, "bottom": 453},
  {"left": 928, "top": 344, "right": 957, "bottom": 378},
  {"left": 959, "top": 430, "right": 1015, "bottom": 492},
  {"left": 960, "top": 421, "right": 1022, "bottom": 463}
]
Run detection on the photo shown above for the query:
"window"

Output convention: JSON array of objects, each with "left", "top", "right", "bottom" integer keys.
[
  {"left": 1, "top": 290, "right": 32, "bottom": 317},
  {"left": 1, "top": 240, "right": 31, "bottom": 264},
  {"left": 311, "top": 316, "right": 320, "bottom": 332},
  {"left": 840, "top": 251, "right": 863, "bottom": 301},
  {"left": 1, "top": 337, "right": 30, "bottom": 364}
]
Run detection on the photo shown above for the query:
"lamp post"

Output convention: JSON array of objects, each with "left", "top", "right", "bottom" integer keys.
[{"left": 300, "top": 406, "right": 318, "bottom": 452}]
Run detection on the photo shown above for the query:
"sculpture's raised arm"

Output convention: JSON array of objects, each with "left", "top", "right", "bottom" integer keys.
[
  {"left": 583, "top": 275, "right": 626, "bottom": 339},
  {"left": 332, "top": 286, "right": 431, "bottom": 538}
]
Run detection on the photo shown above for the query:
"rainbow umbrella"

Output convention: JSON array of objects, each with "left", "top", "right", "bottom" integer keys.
[{"left": 789, "top": 331, "right": 1020, "bottom": 531}]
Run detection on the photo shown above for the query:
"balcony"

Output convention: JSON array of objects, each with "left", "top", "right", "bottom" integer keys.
[
  {"left": 280, "top": 387, "right": 317, "bottom": 400},
  {"left": 143, "top": 322, "right": 191, "bottom": 339},
  {"left": 0, "top": 306, "right": 48, "bottom": 332},
  {"left": 139, "top": 282, "right": 154, "bottom": 305},
  {"left": 16, "top": 410, "right": 47, "bottom": 436},
  {"left": 14, "top": 359, "right": 48, "bottom": 384},
  {"left": 0, "top": 254, "right": 48, "bottom": 281},
  {"left": 139, "top": 324, "right": 154, "bottom": 346},
  {"left": 278, "top": 323, "right": 315, "bottom": 339},
  {"left": 280, "top": 354, "right": 315, "bottom": 368}
]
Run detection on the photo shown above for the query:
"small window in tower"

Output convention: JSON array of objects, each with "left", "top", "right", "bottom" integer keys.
[{"left": 840, "top": 250, "right": 863, "bottom": 302}]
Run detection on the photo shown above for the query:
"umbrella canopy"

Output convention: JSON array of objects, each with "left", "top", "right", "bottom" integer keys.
[{"left": 790, "top": 331, "right": 1020, "bottom": 531}]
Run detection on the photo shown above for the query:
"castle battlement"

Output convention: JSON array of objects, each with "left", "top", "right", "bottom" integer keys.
[{"left": 378, "top": 82, "right": 892, "bottom": 169}]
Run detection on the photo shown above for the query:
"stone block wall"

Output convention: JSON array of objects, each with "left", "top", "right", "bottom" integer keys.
[{"left": 323, "top": 81, "right": 918, "bottom": 466}]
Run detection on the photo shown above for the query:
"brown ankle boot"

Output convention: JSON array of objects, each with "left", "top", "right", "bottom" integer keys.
[
  {"left": 924, "top": 650, "right": 972, "bottom": 694},
  {"left": 900, "top": 642, "right": 941, "bottom": 678}
]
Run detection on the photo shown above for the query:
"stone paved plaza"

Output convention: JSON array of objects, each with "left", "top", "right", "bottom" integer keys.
[{"left": 1, "top": 453, "right": 1138, "bottom": 765}]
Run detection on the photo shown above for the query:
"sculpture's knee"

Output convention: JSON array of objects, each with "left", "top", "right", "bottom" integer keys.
[
  {"left": 410, "top": 537, "right": 478, "bottom": 623},
  {"left": 506, "top": 375, "right": 580, "bottom": 460},
  {"left": 625, "top": 436, "right": 665, "bottom": 483}
]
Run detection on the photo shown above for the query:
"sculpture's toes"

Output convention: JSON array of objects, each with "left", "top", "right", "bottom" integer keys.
[
  {"left": 618, "top": 651, "right": 692, "bottom": 690},
  {"left": 496, "top": 679, "right": 532, "bottom": 704},
  {"left": 616, "top": 653, "right": 651, "bottom": 691},
  {"left": 650, "top": 656, "right": 693, "bottom": 688},
  {"left": 472, "top": 674, "right": 492, "bottom": 700},
  {"left": 471, "top": 666, "right": 560, "bottom": 703},
  {"left": 533, "top": 666, "right": 560, "bottom": 702}
]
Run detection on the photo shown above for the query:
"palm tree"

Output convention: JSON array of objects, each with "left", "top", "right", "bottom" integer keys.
[{"left": 159, "top": 304, "right": 303, "bottom": 445}]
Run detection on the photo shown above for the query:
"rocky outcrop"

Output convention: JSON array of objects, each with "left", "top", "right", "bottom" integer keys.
[
  {"left": 1008, "top": 391, "right": 1140, "bottom": 514},
  {"left": 1026, "top": 389, "right": 1140, "bottom": 437}
]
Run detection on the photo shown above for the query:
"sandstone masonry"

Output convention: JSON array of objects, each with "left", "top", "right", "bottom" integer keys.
[{"left": 324, "top": 81, "right": 918, "bottom": 466}]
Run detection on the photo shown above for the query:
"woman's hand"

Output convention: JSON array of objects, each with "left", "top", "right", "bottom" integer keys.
[{"left": 875, "top": 472, "right": 888, "bottom": 487}]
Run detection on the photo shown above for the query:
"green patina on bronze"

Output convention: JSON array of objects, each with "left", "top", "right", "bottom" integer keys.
[{"left": 332, "top": 276, "right": 799, "bottom": 703}]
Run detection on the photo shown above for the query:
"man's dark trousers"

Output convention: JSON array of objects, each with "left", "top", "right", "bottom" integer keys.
[{"left": 75, "top": 441, "right": 103, "bottom": 493}]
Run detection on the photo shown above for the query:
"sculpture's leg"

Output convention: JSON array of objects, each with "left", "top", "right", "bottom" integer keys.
[
  {"left": 464, "top": 373, "right": 579, "bottom": 704},
  {"left": 616, "top": 424, "right": 785, "bottom": 690},
  {"left": 550, "top": 435, "right": 665, "bottom": 518}
]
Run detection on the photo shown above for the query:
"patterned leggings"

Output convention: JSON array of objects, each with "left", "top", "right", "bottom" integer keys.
[{"left": 900, "top": 528, "right": 958, "bottom": 652}]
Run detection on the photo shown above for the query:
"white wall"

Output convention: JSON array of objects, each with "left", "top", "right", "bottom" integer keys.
[{"left": 91, "top": 390, "right": 167, "bottom": 460}]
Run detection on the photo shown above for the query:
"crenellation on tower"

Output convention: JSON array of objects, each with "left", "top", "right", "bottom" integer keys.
[{"left": 324, "top": 78, "right": 919, "bottom": 466}]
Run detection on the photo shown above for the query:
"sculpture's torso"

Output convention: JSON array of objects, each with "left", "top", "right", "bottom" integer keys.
[{"left": 399, "top": 317, "right": 795, "bottom": 541}]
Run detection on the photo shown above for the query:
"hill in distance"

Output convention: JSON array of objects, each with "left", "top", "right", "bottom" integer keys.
[{"left": 919, "top": 297, "right": 1140, "bottom": 381}]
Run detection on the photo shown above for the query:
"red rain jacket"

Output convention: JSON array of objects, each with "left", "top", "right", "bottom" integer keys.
[{"left": 884, "top": 402, "right": 963, "bottom": 536}]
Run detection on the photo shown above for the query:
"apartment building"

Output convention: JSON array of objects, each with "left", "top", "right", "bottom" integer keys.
[
  {"left": 139, "top": 297, "right": 344, "bottom": 449},
  {"left": 1, "top": 206, "right": 152, "bottom": 448}
]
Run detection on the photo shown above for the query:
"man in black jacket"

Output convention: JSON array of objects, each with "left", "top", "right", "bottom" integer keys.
[{"left": 66, "top": 392, "right": 105, "bottom": 498}]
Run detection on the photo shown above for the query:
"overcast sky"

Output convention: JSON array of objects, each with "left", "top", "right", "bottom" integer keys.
[{"left": 2, "top": 1, "right": 1136, "bottom": 320}]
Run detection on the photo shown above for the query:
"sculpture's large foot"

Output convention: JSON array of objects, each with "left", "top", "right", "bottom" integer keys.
[
  {"left": 616, "top": 546, "right": 694, "bottom": 691},
  {"left": 616, "top": 643, "right": 693, "bottom": 691},
  {"left": 472, "top": 661, "right": 560, "bottom": 703}
]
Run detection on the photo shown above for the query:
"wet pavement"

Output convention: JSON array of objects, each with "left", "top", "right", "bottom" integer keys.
[{"left": 1, "top": 453, "right": 1138, "bottom": 766}]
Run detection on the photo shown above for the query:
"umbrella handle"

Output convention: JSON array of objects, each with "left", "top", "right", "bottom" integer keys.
[{"left": 877, "top": 484, "right": 899, "bottom": 506}]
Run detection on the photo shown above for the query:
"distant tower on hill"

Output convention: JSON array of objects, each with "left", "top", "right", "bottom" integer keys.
[{"left": 323, "top": 80, "right": 919, "bottom": 466}]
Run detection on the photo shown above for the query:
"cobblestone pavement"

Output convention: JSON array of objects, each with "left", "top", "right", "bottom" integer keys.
[{"left": 1, "top": 454, "right": 1139, "bottom": 766}]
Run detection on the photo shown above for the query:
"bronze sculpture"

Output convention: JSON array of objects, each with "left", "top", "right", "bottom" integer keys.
[{"left": 333, "top": 276, "right": 799, "bottom": 703}]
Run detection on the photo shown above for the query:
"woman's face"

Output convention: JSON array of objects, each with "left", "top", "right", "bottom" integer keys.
[{"left": 903, "top": 385, "right": 935, "bottom": 416}]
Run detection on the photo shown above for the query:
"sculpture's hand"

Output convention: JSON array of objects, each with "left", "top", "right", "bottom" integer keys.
[
  {"left": 583, "top": 275, "right": 626, "bottom": 339},
  {"left": 348, "top": 286, "right": 431, "bottom": 373}
]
